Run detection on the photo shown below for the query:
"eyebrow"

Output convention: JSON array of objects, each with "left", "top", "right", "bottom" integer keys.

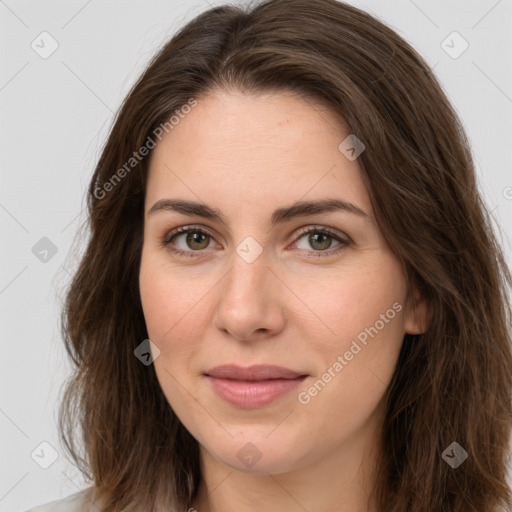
[{"left": 148, "top": 198, "right": 368, "bottom": 226}]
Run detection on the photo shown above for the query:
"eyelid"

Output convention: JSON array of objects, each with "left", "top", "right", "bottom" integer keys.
[
  {"left": 290, "top": 225, "right": 351, "bottom": 246},
  {"left": 162, "top": 224, "right": 217, "bottom": 245}
]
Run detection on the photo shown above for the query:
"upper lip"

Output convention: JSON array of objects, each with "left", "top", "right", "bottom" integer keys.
[{"left": 205, "top": 364, "right": 307, "bottom": 381}]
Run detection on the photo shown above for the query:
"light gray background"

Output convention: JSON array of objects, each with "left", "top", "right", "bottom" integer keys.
[{"left": 1, "top": 1, "right": 511, "bottom": 511}]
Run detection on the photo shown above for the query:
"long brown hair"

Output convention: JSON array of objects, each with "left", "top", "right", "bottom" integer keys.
[{"left": 59, "top": 0, "right": 512, "bottom": 510}]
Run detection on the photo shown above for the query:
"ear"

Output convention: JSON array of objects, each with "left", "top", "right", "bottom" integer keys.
[{"left": 403, "top": 285, "right": 430, "bottom": 335}]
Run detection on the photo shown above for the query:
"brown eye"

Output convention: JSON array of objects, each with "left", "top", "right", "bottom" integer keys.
[
  {"left": 294, "top": 227, "right": 348, "bottom": 254},
  {"left": 307, "top": 232, "right": 335, "bottom": 251},
  {"left": 181, "top": 231, "right": 210, "bottom": 250},
  {"left": 163, "top": 227, "right": 216, "bottom": 254}
]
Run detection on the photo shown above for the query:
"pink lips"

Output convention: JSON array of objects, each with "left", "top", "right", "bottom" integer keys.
[{"left": 204, "top": 364, "right": 308, "bottom": 409}]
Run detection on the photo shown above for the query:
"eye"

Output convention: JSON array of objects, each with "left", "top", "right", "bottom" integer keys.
[
  {"left": 292, "top": 226, "right": 350, "bottom": 257},
  {"left": 160, "top": 226, "right": 218, "bottom": 257},
  {"left": 160, "top": 224, "right": 350, "bottom": 258}
]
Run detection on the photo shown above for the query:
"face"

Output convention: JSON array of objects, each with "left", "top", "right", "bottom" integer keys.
[{"left": 139, "top": 89, "right": 426, "bottom": 476}]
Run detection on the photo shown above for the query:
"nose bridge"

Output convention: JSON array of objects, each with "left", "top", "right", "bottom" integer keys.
[
  {"left": 224, "top": 245, "right": 270, "bottom": 302},
  {"left": 213, "top": 243, "right": 284, "bottom": 340}
]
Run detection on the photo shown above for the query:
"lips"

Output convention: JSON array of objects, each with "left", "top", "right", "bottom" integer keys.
[
  {"left": 205, "top": 364, "right": 306, "bottom": 381},
  {"left": 204, "top": 364, "right": 308, "bottom": 409}
]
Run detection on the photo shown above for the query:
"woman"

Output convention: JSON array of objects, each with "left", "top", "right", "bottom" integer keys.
[{"left": 26, "top": 0, "right": 512, "bottom": 510}]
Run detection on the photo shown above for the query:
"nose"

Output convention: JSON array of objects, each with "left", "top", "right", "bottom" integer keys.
[{"left": 212, "top": 250, "right": 286, "bottom": 342}]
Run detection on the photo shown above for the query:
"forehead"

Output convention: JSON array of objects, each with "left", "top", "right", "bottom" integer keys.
[
  {"left": 145, "top": 89, "right": 372, "bottom": 218},
  {"left": 160, "top": 88, "right": 349, "bottom": 147}
]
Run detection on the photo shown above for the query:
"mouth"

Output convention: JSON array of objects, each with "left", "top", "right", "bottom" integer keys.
[{"left": 204, "top": 364, "right": 309, "bottom": 409}]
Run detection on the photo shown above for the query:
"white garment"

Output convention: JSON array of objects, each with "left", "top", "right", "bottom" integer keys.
[{"left": 24, "top": 487, "right": 97, "bottom": 512}]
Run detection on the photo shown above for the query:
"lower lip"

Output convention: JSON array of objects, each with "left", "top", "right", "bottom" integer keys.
[{"left": 206, "top": 376, "right": 307, "bottom": 409}]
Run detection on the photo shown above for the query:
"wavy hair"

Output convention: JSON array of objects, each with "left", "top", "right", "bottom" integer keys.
[{"left": 59, "top": 0, "right": 512, "bottom": 510}]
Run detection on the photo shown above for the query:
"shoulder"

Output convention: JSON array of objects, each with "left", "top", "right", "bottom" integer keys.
[{"left": 24, "top": 487, "right": 97, "bottom": 512}]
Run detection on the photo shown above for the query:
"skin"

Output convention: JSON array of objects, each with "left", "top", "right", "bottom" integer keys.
[{"left": 139, "top": 88, "right": 428, "bottom": 512}]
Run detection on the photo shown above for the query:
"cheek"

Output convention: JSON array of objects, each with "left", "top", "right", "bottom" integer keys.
[
  {"left": 139, "top": 252, "right": 207, "bottom": 414},
  {"left": 296, "top": 253, "right": 407, "bottom": 415},
  {"left": 305, "top": 253, "right": 407, "bottom": 349},
  {"left": 139, "top": 250, "right": 218, "bottom": 373}
]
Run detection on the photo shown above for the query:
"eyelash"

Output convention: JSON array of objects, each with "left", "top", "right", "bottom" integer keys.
[{"left": 159, "top": 224, "right": 351, "bottom": 258}]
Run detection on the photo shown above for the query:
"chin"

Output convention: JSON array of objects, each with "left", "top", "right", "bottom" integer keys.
[{"left": 202, "top": 429, "right": 308, "bottom": 475}]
